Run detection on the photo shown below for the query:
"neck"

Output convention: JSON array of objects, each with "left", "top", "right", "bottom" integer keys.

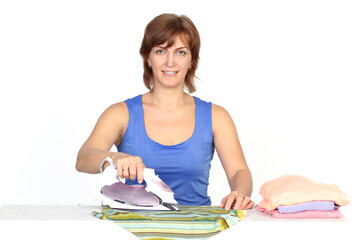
[{"left": 146, "top": 88, "right": 189, "bottom": 108}]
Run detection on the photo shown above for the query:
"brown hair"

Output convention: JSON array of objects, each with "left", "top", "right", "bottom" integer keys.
[{"left": 139, "top": 13, "right": 201, "bottom": 93}]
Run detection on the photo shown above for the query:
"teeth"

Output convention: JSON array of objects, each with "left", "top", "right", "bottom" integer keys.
[{"left": 164, "top": 71, "right": 176, "bottom": 74}]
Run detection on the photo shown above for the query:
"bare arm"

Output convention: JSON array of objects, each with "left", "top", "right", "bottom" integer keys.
[
  {"left": 76, "top": 102, "right": 145, "bottom": 182},
  {"left": 212, "top": 104, "right": 254, "bottom": 210}
]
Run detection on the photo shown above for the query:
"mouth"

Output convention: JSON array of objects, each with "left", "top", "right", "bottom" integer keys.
[{"left": 162, "top": 71, "right": 178, "bottom": 76}]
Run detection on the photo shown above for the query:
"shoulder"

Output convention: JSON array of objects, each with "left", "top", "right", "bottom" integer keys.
[
  {"left": 212, "top": 103, "right": 231, "bottom": 120},
  {"left": 103, "top": 101, "right": 128, "bottom": 118},
  {"left": 96, "top": 101, "right": 129, "bottom": 145},
  {"left": 97, "top": 101, "right": 129, "bottom": 130},
  {"left": 102, "top": 95, "right": 142, "bottom": 116},
  {"left": 212, "top": 104, "right": 235, "bottom": 135}
]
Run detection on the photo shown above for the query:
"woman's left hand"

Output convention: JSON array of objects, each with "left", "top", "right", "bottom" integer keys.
[{"left": 220, "top": 191, "right": 255, "bottom": 210}]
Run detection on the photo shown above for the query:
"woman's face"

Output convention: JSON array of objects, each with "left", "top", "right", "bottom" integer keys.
[{"left": 147, "top": 36, "right": 192, "bottom": 91}]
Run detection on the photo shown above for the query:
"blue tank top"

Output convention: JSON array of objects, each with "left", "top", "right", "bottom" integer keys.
[{"left": 117, "top": 95, "right": 215, "bottom": 206}]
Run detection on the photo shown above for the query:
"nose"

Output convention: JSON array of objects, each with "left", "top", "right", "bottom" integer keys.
[{"left": 165, "top": 52, "right": 175, "bottom": 67}]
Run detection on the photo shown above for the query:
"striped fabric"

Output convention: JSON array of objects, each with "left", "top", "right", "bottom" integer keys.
[{"left": 93, "top": 205, "right": 246, "bottom": 240}]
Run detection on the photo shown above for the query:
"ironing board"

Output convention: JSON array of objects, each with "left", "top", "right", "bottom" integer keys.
[{"left": 0, "top": 205, "right": 356, "bottom": 240}]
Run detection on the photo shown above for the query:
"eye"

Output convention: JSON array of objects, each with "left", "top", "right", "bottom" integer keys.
[
  {"left": 177, "top": 51, "right": 186, "bottom": 55},
  {"left": 155, "top": 49, "right": 165, "bottom": 54}
]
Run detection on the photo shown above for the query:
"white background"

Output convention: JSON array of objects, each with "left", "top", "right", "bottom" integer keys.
[{"left": 0, "top": 0, "right": 359, "bottom": 220}]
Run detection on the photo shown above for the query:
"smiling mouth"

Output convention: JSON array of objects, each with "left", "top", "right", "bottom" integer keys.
[
  {"left": 162, "top": 71, "right": 179, "bottom": 77},
  {"left": 162, "top": 71, "right": 178, "bottom": 75}
]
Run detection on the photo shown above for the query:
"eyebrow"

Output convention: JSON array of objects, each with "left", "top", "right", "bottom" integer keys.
[{"left": 156, "top": 46, "right": 189, "bottom": 50}]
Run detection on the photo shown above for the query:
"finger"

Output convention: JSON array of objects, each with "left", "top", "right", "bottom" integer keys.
[
  {"left": 233, "top": 196, "right": 244, "bottom": 210},
  {"left": 117, "top": 169, "right": 124, "bottom": 179},
  {"left": 244, "top": 200, "right": 255, "bottom": 210},
  {"left": 116, "top": 162, "right": 125, "bottom": 179},
  {"left": 136, "top": 162, "right": 145, "bottom": 184},
  {"left": 129, "top": 165, "right": 137, "bottom": 181},
  {"left": 122, "top": 160, "right": 130, "bottom": 179},
  {"left": 240, "top": 196, "right": 251, "bottom": 209},
  {"left": 220, "top": 196, "right": 228, "bottom": 208},
  {"left": 123, "top": 165, "right": 130, "bottom": 179},
  {"left": 224, "top": 195, "right": 236, "bottom": 211},
  {"left": 129, "top": 157, "right": 139, "bottom": 181},
  {"left": 123, "top": 169, "right": 129, "bottom": 179}
]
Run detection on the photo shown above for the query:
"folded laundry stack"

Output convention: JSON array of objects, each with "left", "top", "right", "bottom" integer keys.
[{"left": 256, "top": 175, "right": 350, "bottom": 219}]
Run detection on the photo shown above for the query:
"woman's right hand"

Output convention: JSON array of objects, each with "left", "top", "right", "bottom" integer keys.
[{"left": 112, "top": 152, "right": 146, "bottom": 184}]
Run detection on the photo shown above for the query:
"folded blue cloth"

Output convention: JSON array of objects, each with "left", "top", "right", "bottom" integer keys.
[{"left": 277, "top": 201, "right": 337, "bottom": 213}]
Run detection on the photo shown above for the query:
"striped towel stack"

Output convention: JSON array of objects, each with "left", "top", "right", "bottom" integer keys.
[{"left": 93, "top": 205, "right": 246, "bottom": 240}]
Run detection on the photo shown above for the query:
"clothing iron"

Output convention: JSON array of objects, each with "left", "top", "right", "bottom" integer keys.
[{"left": 98, "top": 158, "right": 181, "bottom": 211}]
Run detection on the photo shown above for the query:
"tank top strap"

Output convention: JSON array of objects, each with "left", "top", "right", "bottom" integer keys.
[
  {"left": 193, "top": 96, "right": 213, "bottom": 142},
  {"left": 122, "top": 94, "right": 144, "bottom": 144}
]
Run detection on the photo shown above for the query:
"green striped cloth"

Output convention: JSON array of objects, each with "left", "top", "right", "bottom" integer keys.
[{"left": 93, "top": 205, "right": 246, "bottom": 240}]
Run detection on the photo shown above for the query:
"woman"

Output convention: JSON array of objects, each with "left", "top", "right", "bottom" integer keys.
[{"left": 76, "top": 13, "right": 254, "bottom": 210}]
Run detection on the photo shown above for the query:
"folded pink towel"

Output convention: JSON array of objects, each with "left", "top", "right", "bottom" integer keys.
[
  {"left": 257, "top": 205, "right": 342, "bottom": 219},
  {"left": 258, "top": 175, "right": 349, "bottom": 211}
]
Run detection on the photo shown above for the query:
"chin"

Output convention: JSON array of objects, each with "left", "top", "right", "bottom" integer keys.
[{"left": 157, "top": 81, "right": 184, "bottom": 90}]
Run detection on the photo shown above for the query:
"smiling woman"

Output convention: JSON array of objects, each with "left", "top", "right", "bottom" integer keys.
[
  {"left": 147, "top": 38, "right": 192, "bottom": 91},
  {"left": 76, "top": 13, "right": 254, "bottom": 210},
  {"left": 139, "top": 14, "right": 200, "bottom": 93}
]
